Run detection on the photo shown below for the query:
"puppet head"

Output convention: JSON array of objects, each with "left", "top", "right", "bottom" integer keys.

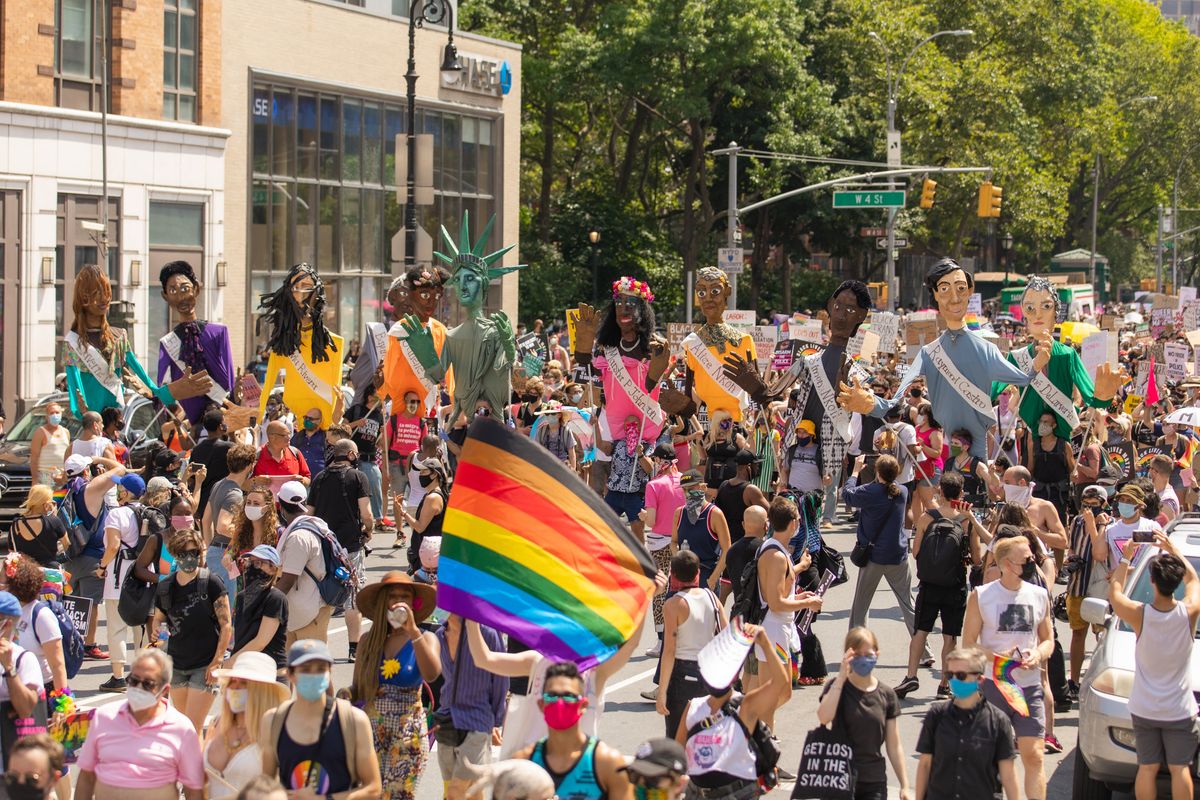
[
  {"left": 925, "top": 258, "right": 974, "bottom": 328},
  {"left": 404, "top": 264, "right": 450, "bottom": 322},
  {"left": 597, "top": 277, "right": 656, "bottom": 348},
  {"left": 386, "top": 275, "right": 412, "bottom": 319},
  {"left": 826, "top": 280, "right": 872, "bottom": 342},
  {"left": 72, "top": 265, "right": 114, "bottom": 342},
  {"left": 258, "top": 263, "right": 338, "bottom": 362},
  {"left": 695, "top": 267, "right": 731, "bottom": 325},
  {"left": 1019, "top": 276, "right": 1060, "bottom": 338},
  {"left": 160, "top": 260, "right": 201, "bottom": 322},
  {"left": 434, "top": 211, "right": 524, "bottom": 315}
]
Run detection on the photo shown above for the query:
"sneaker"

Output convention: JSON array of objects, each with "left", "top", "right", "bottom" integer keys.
[
  {"left": 1044, "top": 734, "right": 1064, "bottom": 754},
  {"left": 84, "top": 644, "right": 109, "bottom": 660},
  {"left": 1055, "top": 571, "right": 1069, "bottom": 585},
  {"left": 98, "top": 676, "right": 126, "bottom": 693},
  {"left": 1054, "top": 698, "right": 1072, "bottom": 714},
  {"left": 348, "top": 642, "right": 357, "bottom": 664},
  {"left": 776, "top": 766, "right": 797, "bottom": 782},
  {"left": 644, "top": 642, "right": 662, "bottom": 658},
  {"left": 1067, "top": 680, "right": 1080, "bottom": 701},
  {"left": 919, "top": 656, "right": 935, "bottom": 668},
  {"left": 894, "top": 675, "right": 920, "bottom": 698},
  {"left": 639, "top": 689, "right": 657, "bottom": 701},
  {"left": 936, "top": 683, "right": 952, "bottom": 698}
]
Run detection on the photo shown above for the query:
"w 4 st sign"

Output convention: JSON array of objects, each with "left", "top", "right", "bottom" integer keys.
[{"left": 833, "top": 191, "right": 905, "bottom": 209}]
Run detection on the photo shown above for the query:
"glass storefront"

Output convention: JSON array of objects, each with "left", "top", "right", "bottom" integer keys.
[{"left": 248, "top": 80, "right": 498, "bottom": 357}]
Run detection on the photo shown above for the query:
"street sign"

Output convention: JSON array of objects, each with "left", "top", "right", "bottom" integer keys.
[
  {"left": 717, "top": 247, "right": 744, "bottom": 275},
  {"left": 876, "top": 236, "right": 908, "bottom": 249},
  {"left": 833, "top": 191, "right": 905, "bottom": 209},
  {"left": 886, "top": 132, "right": 902, "bottom": 168},
  {"left": 860, "top": 227, "right": 887, "bottom": 237}
]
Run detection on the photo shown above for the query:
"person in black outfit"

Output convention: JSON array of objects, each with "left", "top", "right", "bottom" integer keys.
[
  {"left": 231, "top": 543, "right": 289, "bottom": 672},
  {"left": 401, "top": 457, "right": 447, "bottom": 575},
  {"left": 308, "top": 439, "right": 373, "bottom": 662},
  {"left": 714, "top": 449, "right": 768, "bottom": 601},
  {"left": 10, "top": 485, "right": 67, "bottom": 567},
  {"left": 344, "top": 385, "right": 386, "bottom": 525},
  {"left": 189, "top": 407, "right": 232, "bottom": 518}
]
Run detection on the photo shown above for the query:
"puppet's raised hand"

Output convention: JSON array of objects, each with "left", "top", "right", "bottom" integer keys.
[
  {"left": 1094, "top": 362, "right": 1129, "bottom": 402},
  {"left": 574, "top": 304, "right": 599, "bottom": 355},
  {"left": 491, "top": 311, "right": 516, "bottom": 366},
  {"left": 722, "top": 352, "right": 767, "bottom": 399},
  {"left": 837, "top": 375, "right": 875, "bottom": 414},
  {"left": 167, "top": 367, "right": 213, "bottom": 401},
  {"left": 398, "top": 315, "right": 440, "bottom": 370}
]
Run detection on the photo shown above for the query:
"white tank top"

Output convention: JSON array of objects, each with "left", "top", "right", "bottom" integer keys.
[
  {"left": 1128, "top": 601, "right": 1198, "bottom": 721},
  {"left": 683, "top": 696, "right": 756, "bottom": 781},
  {"left": 974, "top": 580, "right": 1048, "bottom": 687},
  {"left": 676, "top": 589, "right": 718, "bottom": 661}
]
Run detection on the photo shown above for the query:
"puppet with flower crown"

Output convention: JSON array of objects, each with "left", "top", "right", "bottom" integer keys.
[
  {"left": 573, "top": 277, "right": 671, "bottom": 442},
  {"left": 399, "top": 212, "right": 523, "bottom": 423}
]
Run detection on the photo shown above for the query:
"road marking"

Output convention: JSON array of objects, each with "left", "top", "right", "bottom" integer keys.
[{"left": 605, "top": 667, "right": 656, "bottom": 694}]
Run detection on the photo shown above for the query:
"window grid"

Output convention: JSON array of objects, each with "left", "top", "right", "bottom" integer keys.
[{"left": 162, "top": 0, "right": 199, "bottom": 122}]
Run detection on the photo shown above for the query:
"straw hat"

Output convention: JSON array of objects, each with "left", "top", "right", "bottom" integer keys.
[{"left": 356, "top": 570, "right": 437, "bottom": 622}]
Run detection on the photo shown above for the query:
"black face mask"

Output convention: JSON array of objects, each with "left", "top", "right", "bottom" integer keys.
[
  {"left": 5, "top": 775, "right": 48, "bottom": 800},
  {"left": 521, "top": 393, "right": 538, "bottom": 403},
  {"left": 418, "top": 472, "right": 437, "bottom": 488},
  {"left": 245, "top": 566, "right": 271, "bottom": 585},
  {"left": 1020, "top": 558, "right": 1038, "bottom": 581}
]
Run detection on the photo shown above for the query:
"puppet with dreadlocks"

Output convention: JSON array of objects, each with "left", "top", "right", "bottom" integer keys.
[
  {"left": 156, "top": 260, "right": 236, "bottom": 424},
  {"left": 63, "top": 264, "right": 212, "bottom": 416},
  {"left": 257, "top": 263, "right": 345, "bottom": 427},
  {"left": 572, "top": 277, "right": 671, "bottom": 443},
  {"left": 991, "top": 274, "right": 1126, "bottom": 441},
  {"left": 399, "top": 212, "right": 523, "bottom": 423}
]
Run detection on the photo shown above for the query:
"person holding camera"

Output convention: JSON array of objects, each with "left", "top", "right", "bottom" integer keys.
[{"left": 308, "top": 439, "right": 373, "bottom": 663}]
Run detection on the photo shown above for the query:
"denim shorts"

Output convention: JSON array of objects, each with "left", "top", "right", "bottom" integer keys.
[{"left": 172, "top": 666, "right": 216, "bottom": 691}]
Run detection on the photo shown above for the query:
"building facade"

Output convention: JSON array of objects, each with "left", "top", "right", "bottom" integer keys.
[
  {"left": 0, "top": 0, "right": 226, "bottom": 415},
  {"left": 222, "top": 0, "right": 522, "bottom": 368},
  {"left": 1153, "top": 0, "right": 1200, "bottom": 35}
]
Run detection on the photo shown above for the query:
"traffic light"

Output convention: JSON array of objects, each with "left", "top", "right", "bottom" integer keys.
[
  {"left": 919, "top": 179, "right": 937, "bottom": 209},
  {"left": 978, "top": 181, "right": 1003, "bottom": 218}
]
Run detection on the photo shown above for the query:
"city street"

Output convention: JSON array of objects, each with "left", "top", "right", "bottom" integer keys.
[{"left": 65, "top": 520, "right": 1098, "bottom": 800}]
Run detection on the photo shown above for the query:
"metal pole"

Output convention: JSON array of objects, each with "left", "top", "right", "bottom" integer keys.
[
  {"left": 884, "top": 92, "right": 897, "bottom": 312},
  {"left": 403, "top": 1, "right": 420, "bottom": 270},
  {"left": 1089, "top": 151, "right": 1099, "bottom": 289},
  {"left": 1174, "top": 165, "right": 1180, "bottom": 292},
  {"left": 98, "top": 0, "right": 109, "bottom": 263},
  {"left": 727, "top": 143, "right": 739, "bottom": 309},
  {"left": 1157, "top": 204, "right": 1164, "bottom": 293}
]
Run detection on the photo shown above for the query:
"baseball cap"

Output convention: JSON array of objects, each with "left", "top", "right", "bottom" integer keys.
[
  {"left": 146, "top": 476, "right": 173, "bottom": 495},
  {"left": 247, "top": 544, "right": 281, "bottom": 567},
  {"left": 287, "top": 639, "right": 333, "bottom": 668},
  {"left": 622, "top": 738, "right": 687, "bottom": 778},
  {"left": 278, "top": 480, "right": 309, "bottom": 506},
  {"left": 734, "top": 449, "right": 759, "bottom": 466},
  {"left": 63, "top": 454, "right": 92, "bottom": 476},
  {"left": 112, "top": 473, "right": 146, "bottom": 498},
  {"left": 679, "top": 470, "right": 705, "bottom": 489},
  {"left": 1081, "top": 484, "right": 1109, "bottom": 503},
  {"left": 0, "top": 592, "right": 21, "bottom": 617}
]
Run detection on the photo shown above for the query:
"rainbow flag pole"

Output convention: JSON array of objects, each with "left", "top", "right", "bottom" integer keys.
[{"left": 438, "top": 417, "right": 658, "bottom": 669}]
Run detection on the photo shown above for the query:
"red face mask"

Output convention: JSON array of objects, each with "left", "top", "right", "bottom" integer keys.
[{"left": 542, "top": 698, "right": 585, "bottom": 731}]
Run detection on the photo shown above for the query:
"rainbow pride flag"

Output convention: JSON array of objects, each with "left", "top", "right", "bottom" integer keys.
[
  {"left": 438, "top": 417, "right": 657, "bottom": 668},
  {"left": 992, "top": 653, "right": 1030, "bottom": 716}
]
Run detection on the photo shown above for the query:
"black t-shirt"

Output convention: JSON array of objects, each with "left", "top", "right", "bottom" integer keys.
[
  {"left": 310, "top": 465, "right": 370, "bottom": 551},
  {"left": 191, "top": 437, "right": 232, "bottom": 517},
  {"left": 346, "top": 404, "right": 383, "bottom": 461},
  {"left": 234, "top": 584, "right": 288, "bottom": 669},
  {"left": 821, "top": 679, "right": 900, "bottom": 785},
  {"left": 916, "top": 699, "right": 1017, "bottom": 799},
  {"left": 12, "top": 515, "right": 65, "bottom": 566},
  {"left": 724, "top": 536, "right": 761, "bottom": 602},
  {"left": 156, "top": 570, "right": 226, "bottom": 671}
]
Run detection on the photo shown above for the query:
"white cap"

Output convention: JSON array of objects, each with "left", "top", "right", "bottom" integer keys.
[
  {"left": 278, "top": 480, "right": 308, "bottom": 506},
  {"left": 63, "top": 454, "right": 93, "bottom": 476}
]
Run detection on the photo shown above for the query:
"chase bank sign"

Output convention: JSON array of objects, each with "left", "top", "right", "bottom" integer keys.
[{"left": 442, "top": 52, "right": 513, "bottom": 98}]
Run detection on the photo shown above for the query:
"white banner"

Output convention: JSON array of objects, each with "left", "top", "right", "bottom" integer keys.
[
  {"left": 683, "top": 333, "right": 748, "bottom": 408},
  {"left": 603, "top": 347, "right": 664, "bottom": 426}
]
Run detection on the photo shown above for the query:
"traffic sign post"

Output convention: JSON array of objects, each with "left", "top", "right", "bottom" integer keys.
[
  {"left": 717, "top": 247, "right": 744, "bottom": 275},
  {"left": 877, "top": 237, "right": 908, "bottom": 249},
  {"left": 833, "top": 191, "right": 906, "bottom": 209},
  {"left": 860, "top": 227, "right": 887, "bottom": 237}
]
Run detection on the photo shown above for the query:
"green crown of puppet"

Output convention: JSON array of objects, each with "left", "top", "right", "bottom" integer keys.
[{"left": 434, "top": 211, "right": 524, "bottom": 292}]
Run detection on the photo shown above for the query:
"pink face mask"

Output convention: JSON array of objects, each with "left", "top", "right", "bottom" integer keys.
[{"left": 543, "top": 698, "right": 585, "bottom": 731}]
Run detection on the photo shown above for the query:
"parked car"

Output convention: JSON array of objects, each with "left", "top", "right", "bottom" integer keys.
[
  {"left": 1073, "top": 514, "right": 1200, "bottom": 799},
  {"left": 0, "top": 391, "right": 164, "bottom": 530}
]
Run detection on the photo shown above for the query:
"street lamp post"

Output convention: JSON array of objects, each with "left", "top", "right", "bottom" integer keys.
[
  {"left": 588, "top": 230, "right": 601, "bottom": 306},
  {"left": 868, "top": 29, "right": 972, "bottom": 312},
  {"left": 403, "top": 0, "right": 462, "bottom": 270},
  {"left": 1090, "top": 94, "right": 1156, "bottom": 289},
  {"left": 1001, "top": 231, "right": 1014, "bottom": 286}
]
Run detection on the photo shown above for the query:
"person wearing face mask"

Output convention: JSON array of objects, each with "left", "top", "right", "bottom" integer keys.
[
  {"left": 0, "top": 591, "right": 44, "bottom": 774},
  {"left": 290, "top": 408, "right": 327, "bottom": 477},
  {"left": 913, "top": 646, "right": 1020, "bottom": 800},
  {"left": 92, "top": 472, "right": 148, "bottom": 692},
  {"left": 640, "top": 445, "right": 686, "bottom": 654},
  {"left": 74, "top": 648, "right": 206, "bottom": 800},
  {"left": 1155, "top": 420, "right": 1190, "bottom": 499},
  {"left": 11, "top": 486, "right": 69, "bottom": 569},
  {"left": 1024, "top": 411, "right": 1074, "bottom": 529},
  {"left": 150, "top": 528, "right": 232, "bottom": 733},
  {"left": 515, "top": 377, "right": 546, "bottom": 436},
  {"left": 400, "top": 458, "right": 446, "bottom": 579},
  {"left": 618, "top": 738, "right": 688, "bottom": 800},
  {"left": 228, "top": 481, "right": 280, "bottom": 557},
  {"left": 962, "top": 536, "right": 1053, "bottom": 800},
  {"left": 230, "top": 545, "right": 288, "bottom": 672},
  {"left": 910, "top": 401, "right": 945, "bottom": 527},
  {"left": 345, "top": 384, "right": 386, "bottom": 525},
  {"left": 349, "top": 572, "right": 440, "bottom": 800},
  {"left": 205, "top": 652, "right": 291, "bottom": 800},
  {"left": 995, "top": 466, "right": 1068, "bottom": 556},
  {"left": 387, "top": 391, "right": 427, "bottom": 539},
  {"left": 5, "top": 734, "right": 66, "bottom": 800},
  {"left": 513, "top": 661, "right": 632, "bottom": 800},
  {"left": 657, "top": 550, "right": 727, "bottom": 738},
  {"left": 1103, "top": 483, "right": 1162, "bottom": 573},
  {"left": 671, "top": 472, "right": 732, "bottom": 592},
  {"left": 533, "top": 401, "right": 578, "bottom": 470},
  {"left": 780, "top": 419, "right": 823, "bottom": 496},
  {"left": 262, "top": 640, "right": 382, "bottom": 800},
  {"left": 29, "top": 403, "right": 70, "bottom": 489},
  {"left": 816, "top": 628, "right": 912, "bottom": 800},
  {"left": 201, "top": 442, "right": 259, "bottom": 601}
]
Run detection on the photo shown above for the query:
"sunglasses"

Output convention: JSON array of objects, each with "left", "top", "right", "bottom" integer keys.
[
  {"left": 177, "top": 550, "right": 201, "bottom": 558},
  {"left": 947, "top": 671, "right": 981, "bottom": 681},
  {"left": 542, "top": 692, "right": 582, "bottom": 704},
  {"left": 718, "top": 419, "right": 732, "bottom": 430},
  {"left": 126, "top": 676, "right": 161, "bottom": 691},
  {"left": 304, "top": 415, "right": 321, "bottom": 422}
]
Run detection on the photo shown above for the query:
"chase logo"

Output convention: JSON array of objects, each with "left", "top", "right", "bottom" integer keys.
[{"left": 499, "top": 61, "right": 512, "bottom": 96}]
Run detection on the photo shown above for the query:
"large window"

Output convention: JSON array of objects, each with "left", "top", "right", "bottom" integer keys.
[
  {"left": 55, "top": 0, "right": 106, "bottom": 111},
  {"left": 0, "top": 192, "right": 21, "bottom": 416},
  {"left": 163, "top": 0, "right": 199, "bottom": 121},
  {"left": 248, "top": 80, "right": 498, "bottom": 352},
  {"left": 54, "top": 195, "right": 121, "bottom": 371},
  {"left": 149, "top": 202, "right": 205, "bottom": 376}
]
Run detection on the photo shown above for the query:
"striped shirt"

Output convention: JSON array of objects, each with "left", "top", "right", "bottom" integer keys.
[
  {"left": 437, "top": 622, "right": 510, "bottom": 732},
  {"left": 1067, "top": 514, "right": 1100, "bottom": 599}
]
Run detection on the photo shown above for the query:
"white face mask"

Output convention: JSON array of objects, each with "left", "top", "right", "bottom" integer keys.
[
  {"left": 225, "top": 688, "right": 248, "bottom": 714},
  {"left": 244, "top": 505, "right": 266, "bottom": 522},
  {"left": 1038, "top": 422, "right": 1054, "bottom": 437},
  {"left": 1003, "top": 483, "right": 1033, "bottom": 506},
  {"left": 916, "top": 415, "right": 927, "bottom": 427},
  {"left": 127, "top": 686, "right": 161, "bottom": 712}
]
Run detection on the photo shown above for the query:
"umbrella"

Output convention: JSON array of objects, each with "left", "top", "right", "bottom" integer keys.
[
  {"left": 1123, "top": 311, "right": 1144, "bottom": 325},
  {"left": 1164, "top": 407, "right": 1200, "bottom": 428}
]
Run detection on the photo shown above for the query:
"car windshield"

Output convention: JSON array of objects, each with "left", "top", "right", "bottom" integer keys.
[
  {"left": 4, "top": 409, "right": 83, "bottom": 443},
  {"left": 1119, "top": 554, "right": 1200, "bottom": 636}
]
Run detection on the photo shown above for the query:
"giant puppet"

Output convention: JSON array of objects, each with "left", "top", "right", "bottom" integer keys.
[
  {"left": 991, "top": 275, "right": 1125, "bottom": 437},
  {"left": 572, "top": 277, "right": 671, "bottom": 441},
  {"left": 399, "top": 212, "right": 523, "bottom": 422},
  {"left": 257, "top": 263, "right": 345, "bottom": 427},
  {"left": 659, "top": 267, "right": 756, "bottom": 421},
  {"left": 838, "top": 259, "right": 1051, "bottom": 459},
  {"left": 381, "top": 265, "right": 452, "bottom": 412},
  {"left": 724, "top": 279, "right": 873, "bottom": 482},
  {"left": 156, "top": 260, "right": 236, "bottom": 424},
  {"left": 64, "top": 264, "right": 211, "bottom": 415}
]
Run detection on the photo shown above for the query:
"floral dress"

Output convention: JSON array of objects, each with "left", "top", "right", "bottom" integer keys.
[{"left": 370, "top": 640, "right": 427, "bottom": 800}]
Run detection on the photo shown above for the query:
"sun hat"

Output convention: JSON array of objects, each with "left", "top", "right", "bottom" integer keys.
[
  {"left": 212, "top": 651, "right": 289, "bottom": 700},
  {"left": 356, "top": 570, "right": 437, "bottom": 622}
]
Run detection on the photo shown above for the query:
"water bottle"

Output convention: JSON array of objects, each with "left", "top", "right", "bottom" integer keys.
[{"left": 157, "top": 623, "right": 170, "bottom": 647}]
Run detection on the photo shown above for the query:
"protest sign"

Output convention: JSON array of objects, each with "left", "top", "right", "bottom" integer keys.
[
  {"left": 967, "top": 293, "right": 983, "bottom": 316},
  {"left": 566, "top": 308, "right": 580, "bottom": 353},
  {"left": 848, "top": 329, "right": 880, "bottom": 362},
  {"left": 723, "top": 310, "right": 756, "bottom": 329},
  {"left": 792, "top": 319, "right": 825, "bottom": 344},
  {"left": 666, "top": 323, "right": 692, "bottom": 357},
  {"left": 1180, "top": 287, "right": 1197, "bottom": 307},
  {"left": 1081, "top": 331, "right": 1110, "bottom": 380},
  {"left": 772, "top": 339, "right": 802, "bottom": 371},
  {"left": 1104, "top": 441, "right": 1137, "bottom": 481},
  {"left": 1165, "top": 342, "right": 1191, "bottom": 382},
  {"left": 239, "top": 373, "right": 261, "bottom": 409},
  {"left": 870, "top": 312, "right": 899, "bottom": 354},
  {"left": 751, "top": 326, "right": 778, "bottom": 372},
  {"left": 60, "top": 594, "right": 93, "bottom": 638}
]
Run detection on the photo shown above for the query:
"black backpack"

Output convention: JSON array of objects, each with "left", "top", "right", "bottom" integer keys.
[
  {"left": 915, "top": 510, "right": 966, "bottom": 588},
  {"left": 687, "top": 696, "right": 780, "bottom": 791},
  {"left": 730, "top": 542, "right": 774, "bottom": 626},
  {"left": 57, "top": 482, "right": 107, "bottom": 560}
]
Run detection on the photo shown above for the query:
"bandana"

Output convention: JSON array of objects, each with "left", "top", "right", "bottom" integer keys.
[
  {"left": 174, "top": 321, "right": 208, "bottom": 374},
  {"left": 668, "top": 571, "right": 700, "bottom": 593},
  {"left": 624, "top": 420, "right": 640, "bottom": 457},
  {"left": 685, "top": 491, "right": 707, "bottom": 525}
]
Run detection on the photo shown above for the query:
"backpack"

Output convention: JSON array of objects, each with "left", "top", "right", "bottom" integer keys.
[
  {"left": 686, "top": 696, "right": 780, "bottom": 791},
  {"left": 286, "top": 517, "right": 355, "bottom": 608},
  {"left": 32, "top": 599, "right": 85, "bottom": 679},
  {"left": 729, "top": 544, "right": 771, "bottom": 626},
  {"left": 57, "top": 481, "right": 106, "bottom": 560},
  {"left": 915, "top": 509, "right": 966, "bottom": 588}
]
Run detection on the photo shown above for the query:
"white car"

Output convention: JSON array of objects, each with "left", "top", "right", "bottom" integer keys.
[{"left": 1074, "top": 514, "right": 1200, "bottom": 799}]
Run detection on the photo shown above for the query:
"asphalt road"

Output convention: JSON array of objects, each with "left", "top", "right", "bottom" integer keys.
[{"left": 65, "top": 521, "right": 1110, "bottom": 800}]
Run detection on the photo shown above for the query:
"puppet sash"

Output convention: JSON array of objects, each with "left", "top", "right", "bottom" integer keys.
[
  {"left": 925, "top": 336, "right": 993, "bottom": 417},
  {"left": 805, "top": 352, "right": 853, "bottom": 443},
  {"left": 66, "top": 331, "right": 125, "bottom": 408},
  {"left": 603, "top": 346, "right": 664, "bottom": 426},
  {"left": 160, "top": 332, "right": 229, "bottom": 405},
  {"left": 683, "top": 333, "right": 748, "bottom": 408},
  {"left": 287, "top": 351, "right": 336, "bottom": 407},
  {"left": 1011, "top": 346, "right": 1080, "bottom": 429}
]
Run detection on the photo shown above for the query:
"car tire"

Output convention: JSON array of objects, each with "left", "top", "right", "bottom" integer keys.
[{"left": 1071, "top": 749, "right": 1113, "bottom": 800}]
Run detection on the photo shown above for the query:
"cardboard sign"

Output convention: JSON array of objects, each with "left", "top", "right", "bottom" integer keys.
[
  {"left": 791, "top": 319, "right": 825, "bottom": 344},
  {"left": 1185, "top": 303, "right": 1200, "bottom": 333},
  {"left": 1081, "top": 331, "right": 1110, "bottom": 380},
  {"left": 870, "top": 312, "right": 900, "bottom": 354},
  {"left": 848, "top": 329, "right": 880, "bottom": 362},
  {"left": 666, "top": 323, "right": 692, "bottom": 357},
  {"left": 723, "top": 310, "right": 756, "bottom": 329},
  {"left": 751, "top": 326, "right": 778, "bottom": 372},
  {"left": 1100, "top": 314, "right": 1119, "bottom": 331},
  {"left": 967, "top": 293, "right": 983, "bottom": 316},
  {"left": 50, "top": 710, "right": 95, "bottom": 764},
  {"left": 1186, "top": 330, "right": 1200, "bottom": 348},
  {"left": 239, "top": 373, "right": 262, "bottom": 409},
  {"left": 1166, "top": 342, "right": 1191, "bottom": 382},
  {"left": 60, "top": 594, "right": 93, "bottom": 638},
  {"left": 905, "top": 319, "right": 939, "bottom": 347},
  {"left": 566, "top": 308, "right": 580, "bottom": 353}
]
